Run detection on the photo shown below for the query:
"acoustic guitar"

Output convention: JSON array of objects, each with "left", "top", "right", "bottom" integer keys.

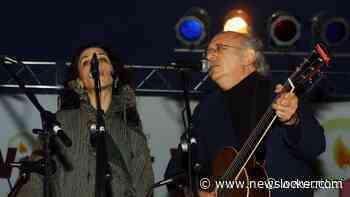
[{"left": 211, "top": 43, "right": 331, "bottom": 197}]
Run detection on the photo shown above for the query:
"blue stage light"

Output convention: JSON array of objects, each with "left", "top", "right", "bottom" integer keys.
[
  {"left": 175, "top": 7, "right": 209, "bottom": 47},
  {"left": 312, "top": 13, "right": 349, "bottom": 46},
  {"left": 178, "top": 17, "right": 204, "bottom": 42},
  {"left": 323, "top": 18, "right": 348, "bottom": 46}
]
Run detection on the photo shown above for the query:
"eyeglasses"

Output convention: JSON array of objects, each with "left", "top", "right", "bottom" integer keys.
[{"left": 206, "top": 43, "right": 244, "bottom": 55}]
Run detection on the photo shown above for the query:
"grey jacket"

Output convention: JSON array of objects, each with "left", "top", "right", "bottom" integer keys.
[{"left": 16, "top": 86, "right": 154, "bottom": 197}]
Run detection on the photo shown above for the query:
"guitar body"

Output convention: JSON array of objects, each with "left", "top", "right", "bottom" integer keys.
[{"left": 212, "top": 147, "right": 270, "bottom": 197}]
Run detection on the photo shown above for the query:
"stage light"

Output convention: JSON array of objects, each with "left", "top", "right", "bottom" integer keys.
[
  {"left": 175, "top": 7, "right": 210, "bottom": 47},
  {"left": 222, "top": 9, "right": 250, "bottom": 34},
  {"left": 312, "top": 13, "right": 349, "bottom": 46},
  {"left": 268, "top": 11, "right": 301, "bottom": 47}
]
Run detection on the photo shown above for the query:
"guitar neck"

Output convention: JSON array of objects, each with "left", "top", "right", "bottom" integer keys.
[{"left": 219, "top": 42, "right": 331, "bottom": 182}]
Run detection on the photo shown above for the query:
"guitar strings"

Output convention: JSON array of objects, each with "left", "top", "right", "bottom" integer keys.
[
  {"left": 221, "top": 106, "right": 275, "bottom": 181},
  {"left": 216, "top": 53, "right": 324, "bottom": 196},
  {"left": 217, "top": 107, "right": 276, "bottom": 196},
  {"left": 220, "top": 65, "right": 304, "bottom": 180}
]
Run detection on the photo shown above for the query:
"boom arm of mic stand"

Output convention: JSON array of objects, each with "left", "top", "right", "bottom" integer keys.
[
  {"left": 7, "top": 171, "right": 30, "bottom": 197},
  {"left": 0, "top": 56, "right": 44, "bottom": 112},
  {"left": 0, "top": 57, "right": 72, "bottom": 148},
  {"left": 0, "top": 56, "right": 64, "bottom": 197}
]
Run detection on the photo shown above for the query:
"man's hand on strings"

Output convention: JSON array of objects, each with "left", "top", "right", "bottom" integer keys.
[{"left": 272, "top": 84, "right": 299, "bottom": 126}]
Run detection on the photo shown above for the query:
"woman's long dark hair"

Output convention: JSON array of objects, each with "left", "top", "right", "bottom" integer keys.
[{"left": 58, "top": 42, "right": 133, "bottom": 110}]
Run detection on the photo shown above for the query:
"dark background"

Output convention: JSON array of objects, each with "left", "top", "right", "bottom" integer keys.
[{"left": 0, "top": 0, "right": 348, "bottom": 97}]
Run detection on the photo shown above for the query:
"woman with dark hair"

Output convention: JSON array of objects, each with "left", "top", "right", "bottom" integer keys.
[
  {"left": 59, "top": 43, "right": 132, "bottom": 110},
  {"left": 16, "top": 43, "right": 154, "bottom": 197}
]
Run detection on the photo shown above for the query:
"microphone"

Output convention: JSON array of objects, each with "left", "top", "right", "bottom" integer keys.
[
  {"left": 170, "top": 59, "right": 210, "bottom": 72},
  {"left": 153, "top": 171, "right": 188, "bottom": 188},
  {"left": 8, "top": 158, "right": 57, "bottom": 176},
  {"left": 52, "top": 123, "right": 72, "bottom": 147},
  {"left": 146, "top": 172, "right": 187, "bottom": 197},
  {"left": 90, "top": 53, "right": 99, "bottom": 79},
  {"left": 42, "top": 111, "right": 72, "bottom": 147}
]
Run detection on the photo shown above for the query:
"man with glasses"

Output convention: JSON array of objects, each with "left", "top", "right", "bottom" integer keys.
[{"left": 164, "top": 31, "right": 325, "bottom": 197}]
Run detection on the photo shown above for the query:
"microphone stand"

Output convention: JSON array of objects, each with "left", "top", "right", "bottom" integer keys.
[
  {"left": 0, "top": 56, "right": 68, "bottom": 197},
  {"left": 90, "top": 54, "right": 112, "bottom": 197},
  {"left": 144, "top": 65, "right": 200, "bottom": 197},
  {"left": 7, "top": 170, "right": 30, "bottom": 197},
  {"left": 145, "top": 171, "right": 187, "bottom": 197},
  {"left": 7, "top": 158, "right": 57, "bottom": 197},
  {"left": 180, "top": 70, "right": 198, "bottom": 197}
]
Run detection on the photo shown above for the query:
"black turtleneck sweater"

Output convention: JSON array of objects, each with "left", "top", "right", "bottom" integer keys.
[{"left": 223, "top": 71, "right": 272, "bottom": 160}]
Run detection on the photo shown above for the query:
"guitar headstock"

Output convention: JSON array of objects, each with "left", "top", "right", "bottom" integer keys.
[{"left": 284, "top": 42, "right": 331, "bottom": 94}]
